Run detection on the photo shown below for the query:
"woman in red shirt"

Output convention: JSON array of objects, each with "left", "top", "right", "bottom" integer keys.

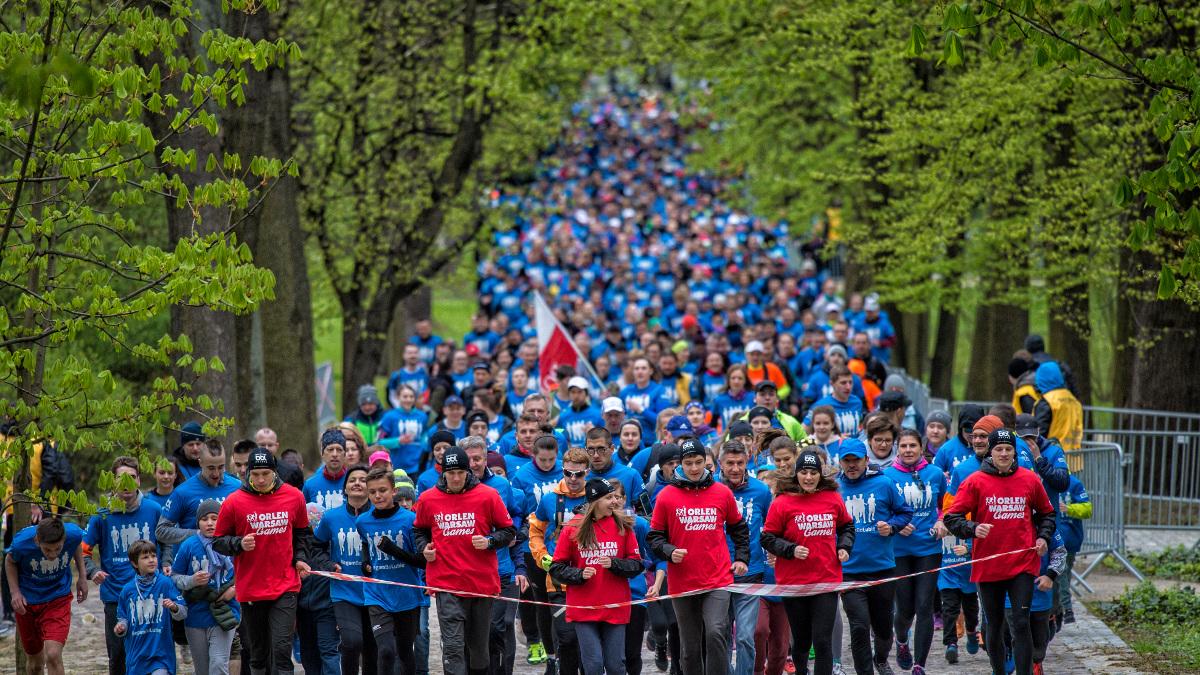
[
  {"left": 944, "top": 428, "right": 1056, "bottom": 675},
  {"left": 760, "top": 450, "right": 854, "bottom": 675},
  {"left": 550, "top": 477, "right": 643, "bottom": 675}
]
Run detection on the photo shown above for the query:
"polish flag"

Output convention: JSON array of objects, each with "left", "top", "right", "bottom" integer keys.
[{"left": 535, "top": 292, "right": 595, "bottom": 393}]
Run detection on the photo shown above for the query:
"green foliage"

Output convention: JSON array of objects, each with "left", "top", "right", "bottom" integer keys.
[
  {"left": 1099, "top": 581, "right": 1200, "bottom": 626},
  {"left": 0, "top": 0, "right": 288, "bottom": 509},
  {"left": 1106, "top": 546, "right": 1200, "bottom": 582},
  {"left": 1098, "top": 583, "right": 1200, "bottom": 673}
]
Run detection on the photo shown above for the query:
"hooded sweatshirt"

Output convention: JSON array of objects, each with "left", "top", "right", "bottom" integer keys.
[
  {"left": 944, "top": 458, "right": 1057, "bottom": 583},
  {"left": 838, "top": 468, "right": 914, "bottom": 574},
  {"left": 1034, "top": 362, "right": 1083, "bottom": 451},
  {"left": 412, "top": 472, "right": 515, "bottom": 597},
  {"left": 933, "top": 404, "right": 983, "bottom": 475},
  {"left": 883, "top": 458, "right": 946, "bottom": 558},
  {"left": 723, "top": 475, "right": 773, "bottom": 579},
  {"left": 212, "top": 476, "right": 310, "bottom": 602},
  {"left": 172, "top": 446, "right": 201, "bottom": 483},
  {"left": 509, "top": 459, "right": 562, "bottom": 518},
  {"left": 647, "top": 469, "right": 751, "bottom": 594}
]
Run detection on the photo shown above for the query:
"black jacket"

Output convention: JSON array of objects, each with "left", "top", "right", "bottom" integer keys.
[
  {"left": 646, "top": 469, "right": 751, "bottom": 566},
  {"left": 1029, "top": 437, "right": 1071, "bottom": 493},
  {"left": 943, "top": 458, "right": 1057, "bottom": 545}
]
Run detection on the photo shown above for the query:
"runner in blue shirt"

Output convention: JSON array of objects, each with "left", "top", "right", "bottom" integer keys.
[
  {"left": 171, "top": 499, "right": 241, "bottom": 675},
  {"left": 387, "top": 344, "right": 430, "bottom": 404},
  {"left": 114, "top": 540, "right": 187, "bottom": 675},
  {"left": 6, "top": 518, "right": 87, "bottom": 674},
  {"left": 156, "top": 442, "right": 241, "bottom": 552},
  {"left": 304, "top": 428, "right": 352, "bottom": 511},
  {"left": 379, "top": 385, "right": 430, "bottom": 474},
  {"left": 557, "top": 376, "right": 604, "bottom": 448},
  {"left": 408, "top": 319, "right": 443, "bottom": 365},
  {"left": 619, "top": 357, "right": 667, "bottom": 431}
]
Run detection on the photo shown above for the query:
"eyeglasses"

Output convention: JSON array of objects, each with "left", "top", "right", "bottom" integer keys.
[
  {"left": 563, "top": 469, "right": 587, "bottom": 479},
  {"left": 584, "top": 446, "right": 610, "bottom": 455}
]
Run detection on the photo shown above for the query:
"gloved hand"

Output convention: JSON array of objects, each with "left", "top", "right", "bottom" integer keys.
[{"left": 540, "top": 554, "right": 553, "bottom": 572}]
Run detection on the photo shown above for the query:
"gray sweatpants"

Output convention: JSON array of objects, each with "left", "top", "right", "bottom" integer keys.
[
  {"left": 672, "top": 590, "right": 732, "bottom": 675},
  {"left": 186, "top": 625, "right": 235, "bottom": 675},
  {"left": 436, "top": 593, "right": 494, "bottom": 675}
]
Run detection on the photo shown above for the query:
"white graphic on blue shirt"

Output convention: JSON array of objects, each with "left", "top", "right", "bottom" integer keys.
[{"left": 845, "top": 493, "right": 877, "bottom": 524}]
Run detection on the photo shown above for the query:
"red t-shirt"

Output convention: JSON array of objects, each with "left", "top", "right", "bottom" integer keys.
[
  {"left": 553, "top": 515, "right": 641, "bottom": 623},
  {"left": 413, "top": 483, "right": 513, "bottom": 597},
  {"left": 650, "top": 481, "right": 742, "bottom": 593},
  {"left": 761, "top": 490, "right": 851, "bottom": 586},
  {"left": 946, "top": 467, "right": 1054, "bottom": 583},
  {"left": 213, "top": 484, "right": 309, "bottom": 602}
]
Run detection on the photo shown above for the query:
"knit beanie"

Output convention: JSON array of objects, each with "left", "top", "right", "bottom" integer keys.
[{"left": 972, "top": 415, "right": 1005, "bottom": 436}]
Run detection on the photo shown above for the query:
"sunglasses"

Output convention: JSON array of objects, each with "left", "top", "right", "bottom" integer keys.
[{"left": 563, "top": 469, "right": 587, "bottom": 479}]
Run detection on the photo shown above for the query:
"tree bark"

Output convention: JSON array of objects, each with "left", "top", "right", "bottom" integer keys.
[
  {"left": 342, "top": 309, "right": 389, "bottom": 415},
  {"left": 966, "top": 303, "right": 1029, "bottom": 402},
  {"left": 389, "top": 286, "right": 432, "bottom": 373},
  {"left": 1049, "top": 290, "right": 1092, "bottom": 405},
  {"left": 1127, "top": 247, "right": 1200, "bottom": 411},
  {"left": 929, "top": 304, "right": 957, "bottom": 399}
]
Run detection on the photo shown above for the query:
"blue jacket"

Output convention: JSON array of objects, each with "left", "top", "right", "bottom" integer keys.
[
  {"left": 882, "top": 462, "right": 945, "bottom": 558},
  {"left": 589, "top": 460, "right": 645, "bottom": 507},
  {"left": 1057, "top": 475, "right": 1090, "bottom": 553},
  {"left": 838, "top": 469, "right": 914, "bottom": 574},
  {"left": 724, "top": 477, "right": 772, "bottom": 578}
]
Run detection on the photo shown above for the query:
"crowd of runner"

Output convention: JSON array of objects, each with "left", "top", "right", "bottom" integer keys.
[{"left": 1, "top": 94, "right": 1092, "bottom": 675}]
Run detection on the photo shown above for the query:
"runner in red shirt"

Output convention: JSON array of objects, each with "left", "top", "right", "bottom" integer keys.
[
  {"left": 550, "top": 477, "right": 643, "bottom": 675},
  {"left": 212, "top": 448, "right": 312, "bottom": 675},
  {"left": 648, "top": 436, "right": 750, "bottom": 675},
  {"left": 413, "top": 443, "right": 515, "bottom": 675},
  {"left": 761, "top": 449, "right": 854, "bottom": 675},
  {"left": 944, "top": 428, "right": 1056, "bottom": 675}
]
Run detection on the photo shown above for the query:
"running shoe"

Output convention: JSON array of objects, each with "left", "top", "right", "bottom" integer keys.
[
  {"left": 874, "top": 660, "right": 897, "bottom": 675},
  {"left": 527, "top": 642, "right": 548, "bottom": 665},
  {"left": 945, "top": 644, "right": 959, "bottom": 664},
  {"left": 810, "top": 645, "right": 816, "bottom": 659},
  {"left": 784, "top": 656, "right": 797, "bottom": 673},
  {"left": 1064, "top": 609, "right": 1076, "bottom": 624},
  {"left": 832, "top": 662, "right": 847, "bottom": 675},
  {"left": 1034, "top": 663, "right": 1044, "bottom": 675},
  {"left": 912, "top": 665, "right": 925, "bottom": 675},
  {"left": 933, "top": 614, "right": 943, "bottom": 631},
  {"left": 543, "top": 656, "right": 558, "bottom": 675},
  {"left": 655, "top": 642, "right": 669, "bottom": 672},
  {"left": 1005, "top": 648, "right": 1015, "bottom": 675},
  {"left": 967, "top": 630, "right": 981, "bottom": 654},
  {"left": 896, "top": 641, "right": 913, "bottom": 671}
]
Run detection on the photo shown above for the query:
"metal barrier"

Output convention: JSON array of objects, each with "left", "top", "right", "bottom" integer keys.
[{"left": 1070, "top": 442, "right": 1144, "bottom": 588}]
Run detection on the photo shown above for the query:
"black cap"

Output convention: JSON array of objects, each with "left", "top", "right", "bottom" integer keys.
[
  {"left": 180, "top": 421, "right": 206, "bottom": 445},
  {"left": 877, "top": 390, "right": 911, "bottom": 412},
  {"left": 747, "top": 406, "right": 774, "bottom": 422},
  {"left": 441, "top": 447, "right": 468, "bottom": 471},
  {"left": 586, "top": 477, "right": 615, "bottom": 503},
  {"left": 796, "top": 450, "right": 823, "bottom": 472},
  {"left": 429, "top": 429, "right": 457, "bottom": 449},
  {"left": 988, "top": 428, "right": 1018, "bottom": 451},
  {"left": 655, "top": 443, "right": 682, "bottom": 468},
  {"left": 466, "top": 411, "right": 489, "bottom": 427},
  {"left": 754, "top": 380, "right": 778, "bottom": 393},
  {"left": 678, "top": 436, "right": 705, "bottom": 459},
  {"left": 1015, "top": 414, "right": 1039, "bottom": 438},
  {"left": 248, "top": 448, "right": 276, "bottom": 472},
  {"left": 727, "top": 420, "right": 754, "bottom": 438}
]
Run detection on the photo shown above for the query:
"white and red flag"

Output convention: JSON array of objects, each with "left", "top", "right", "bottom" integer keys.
[{"left": 534, "top": 292, "right": 601, "bottom": 394}]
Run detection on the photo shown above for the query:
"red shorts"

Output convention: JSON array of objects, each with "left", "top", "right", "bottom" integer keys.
[{"left": 15, "top": 594, "right": 71, "bottom": 656}]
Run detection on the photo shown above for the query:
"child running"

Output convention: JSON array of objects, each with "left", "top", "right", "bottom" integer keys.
[
  {"left": 172, "top": 499, "right": 240, "bottom": 675},
  {"left": 115, "top": 539, "right": 187, "bottom": 675}
]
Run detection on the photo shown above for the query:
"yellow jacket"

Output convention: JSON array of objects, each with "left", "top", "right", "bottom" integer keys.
[{"left": 1043, "top": 388, "right": 1083, "bottom": 451}]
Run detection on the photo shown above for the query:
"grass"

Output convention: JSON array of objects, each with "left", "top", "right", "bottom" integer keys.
[{"left": 1092, "top": 582, "right": 1200, "bottom": 673}]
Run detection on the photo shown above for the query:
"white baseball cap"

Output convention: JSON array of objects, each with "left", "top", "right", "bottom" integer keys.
[
  {"left": 745, "top": 340, "right": 765, "bottom": 354},
  {"left": 602, "top": 397, "right": 625, "bottom": 414},
  {"left": 567, "top": 376, "right": 590, "bottom": 391}
]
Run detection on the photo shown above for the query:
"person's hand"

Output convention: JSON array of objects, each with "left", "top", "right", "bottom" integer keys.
[
  {"left": 794, "top": 545, "right": 809, "bottom": 560},
  {"left": 333, "top": 564, "right": 342, "bottom": 573},
  {"left": 192, "top": 571, "right": 211, "bottom": 587},
  {"left": 899, "top": 524, "right": 915, "bottom": 537},
  {"left": 647, "top": 578, "right": 663, "bottom": 599},
  {"left": 12, "top": 591, "right": 27, "bottom": 615},
  {"left": 162, "top": 564, "right": 172, "bottom": 576},
  {"left": 581, "top": 566, "right": 596, "bottom": 580},
  {"left": 163, "top": 598, "right": 177, "bottom": 612},
  {"left": 628, "top": 400, "right": 644, "bottom": 413},
  {"left": 295, "top": 561, "right": 312, "bottom": 579},
  {"left": 29, "top": 505, "right": 43, "bottom": 524},
  {"left": 76, "top": 576, "right": 88, "bottom": 603},
  {"left": 953, "top": 544, "right": 968, "bottom": 556},
  {"left": 766, "top": 553, "right": 777, "bottom": 568},
  {"left": 400, "top": 433, "right": 414, "bottom": 444},
  {"left": 876, "top": 521, "right": 893, "bottom": 536},
  {"left": 932, "top": 521, "right": 949, "bottom": 538},
  {"left": 670, "top": 548, "right": 687, "bottom": 563},
  {"left": 471, "top": 535, "right": 490, "bottom": 550},
  {"left": 240, "top": 533, "right": 256, "bottom": 551},
  {"left": 837, "top": 549, "right": 850, "bottom": 563},
  {"left": 1027, "top": 439, "right": 1042, "bottom": 461},
  {"left": 91, "top": 571, "right": 109, "bottom": 586},
  {"left": 975, "top": 523, "right": 993, "bottom": 539},
  {"left": 361, "top": 562, "right": 373, "bottom": 577},
  {"left": 516, "top": 575, "right": 529, "bottom": 593},
  {"left": 1036, "top": 575, "right": 1054, "bottom": 591},
  {"left": 731, "top": 561, "right": 748, "bottom": 576},
  {"left": 113, "top": 621, "right": 127, "bottom": 637},
  {"left": 220, "top": 586, "right": 236, "bottom": 602},
  {"left": 423, "top": 544, "right": 437, "bottom": 562},
  {"left": 1035, "top": 537, "right": 1048, "bottom": 557},
  {"left": 597, "top": 556, "right": 613, "bottom": 569}
]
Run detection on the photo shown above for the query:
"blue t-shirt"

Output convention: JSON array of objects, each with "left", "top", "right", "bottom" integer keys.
[
  {"left": 712, "top": 391, "right": 753, "bottom": 431},
  {"left": 408, "top": 334, "right": 443, "bottom": 365},
  {"left": 558, "top": 405, "right": 604, "bottom": 448},
  {"left": 314, "top": 504, "right": 371, "bottom": 605},
  {"left": 118, "top": 572, "right": 184, "bottom": 674},
  {"left": 937, "top": 533, "right": 975, "bottom": 592},
  {"left": 933, "top": 437, "right": 972, "bottom": 476},
  {"left": 379, "top": 407, "right": 429, "bottom": 474},
  {"left": 1057, "top": 475, "right": 1089, "bottom": 554},
  {"left": 160, "top": 474, "right": 241, "bottom": 529},
  {"left": 416, "top": 467, "right": 439, "bottom": 495},
  {"left": 727, "top": 477, "right": 772, "bottom": 577},
  {"left": 387, "top": 366, "right": 429, "bottom": 400},
  {"left": 171, "top": 535, "right": 241, "bottom": 628},
  {"left": 619, "top": 383, "right": 666, "bottom": 429},
  {"left": 9, "top": 523, "right": 84, "bottom": 604},
  {"left": 589, "top": 461, "right": 645, "bottom": 507},
  {"left": 804, "top": 369, "right": 866, "bottom": 403},
  {"left": 356, "top": 508, "right": 426, "bottom": 613},
  {"left": 463, "top": 330, "right": 501, "bottom": 356},
  {"left": 881, "top": 463, "right": 946, "bottom": 558},
  {"left": 509, "top": 461, "right": 562, "bottom": 516},
  {"left": 838, "top": 471, "right": 914, "bottom": 574},
  {"left": 84, "top": 500, "right": 163, "bottom": 603},
  {"left": 143, "top": 490, "right": 171, "bottom": 510},
  {"left": 804, "top": 395, "right": 865, "bottom": 436},
  {"left": 303, "top": 471, "right": 348, "bottom": 511}
]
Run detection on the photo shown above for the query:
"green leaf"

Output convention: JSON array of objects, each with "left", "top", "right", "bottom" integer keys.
[
  {"left": 1114, "top": 176, "right": 1135, "bottom": 206},
  {"left": 944, "top": 31, "right": 964, "bottom": 66},
  {"left": 906, "top": 24, "right": 927, "bottom": 57},
  {"left": 1158, "top": 265, "right": 1177, "bottom": 299}
]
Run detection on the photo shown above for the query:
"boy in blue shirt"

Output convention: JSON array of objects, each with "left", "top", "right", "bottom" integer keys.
[
  {"left": 718, "top": 439, "right": 773, "bottom": 675},
  {"left": 172, "top": 499, "right": 241, "bottom": 675},
  {"left": 937, "top": 531, "right": 980, "bottom": 663},
  {"left": 115, "top": 539, "right": 187, "bottom": 675},
  {"left": 84, "top": 456, "right": 163, "bottom": 675},
  {"left": 6, "top": 517, "right": 87, "bottom": 675},
  {"left": 303, "top": 428, "right": 351, "bottom": 510}
]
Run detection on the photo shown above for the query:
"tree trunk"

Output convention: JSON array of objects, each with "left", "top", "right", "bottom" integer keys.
[
  {"left": 1049, "top": 290, "right": 1092, "bottom": 405},
  {"left": 899, "top": 310, "right": 927, "bottom": 380},
  {"left": 966, "top": 303, "right": 1029, "bottom": 402},
  {"left": 224, "top": 4, "right": 319, "bottom": 461},
  {"left": 342, "top": 310, "right": 390, "bottom": 415},
  {"left": 929, "top": 304, "right": 957, "bottom": 399},
  {"left": 1112, "top": 249, "right": 1134, "bottom": 409},
  {"left": 389, "top": 286, "right": 432, "bottom": 373},
  {"left": 1127, "top": 248, "right": 1200, "bottom": 412}
]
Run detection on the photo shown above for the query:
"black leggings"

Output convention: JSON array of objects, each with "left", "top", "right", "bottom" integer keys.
[
  {"left": 842, "top": 570, "right": 896, "bottom": 675},
  {"left": 939, "top": 589, "right": 979, "bottom": 646},
  {"left": 334, "top": 601, "right": 378, "bottom": 675},
  {"left": 783, "top": 593, "right": 839, "bottom": 675},
  {"left": 522, "top": 554, "right": 554, "bottom": 652},
  {"left": 979, "top": 574, "right": 1035, "bottom": 675},
  {"left": 893, "top": 554, "right": 941, "bottom": 667},
  {"left": 1010, "top": 608, "right": 1053, "bottom": 664},
  {"left": 625, "top": 604, "right": 647, "bottom": 675},
  {"left": 370, "top": 605, "right": 419, "bottom": 675},
  {"left": 243, "top": 592, "right": 298, "bottom": 674}
]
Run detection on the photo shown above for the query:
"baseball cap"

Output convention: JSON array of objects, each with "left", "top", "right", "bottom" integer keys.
[
  {"left": 601, "top": 397, "right": 625, "bottom": 414},
  {"left": 877, "top": 390, "right": 911, "bottom": 412},
  {"left": 586, "top": 477, "right": 615, "bottom": 503},
  {"left": 745, "top": 340, "right": 765, "bottom": 354},
  {"left": 839, "top": 438, "right": 867, "bottom": 459},
  {"left": 368, "top": 450, "right": 391, "bottom": 466},
  {"left": 665, "top": 416, "right": 693, "bottom": 435},
  {"left": 566, "top": 376, "right": 590, "bottom": 391},
  {"left": 1015, "top": 414, "right": 1040, "bottom": 438},
  {"left": 796, "top": 450, "right": 823, "bottom": 472},
  {"left": 444, "top": 395, "right": 465, "bottom": 407},
  {"left": 754, "top": 380, "right": 778, "bottom": 393},
  {"left": 864, "top": 295, "right": 881, "bottom": 312},
  {"left": 472, "top": 362, "right": 491, "bottom": 372}
]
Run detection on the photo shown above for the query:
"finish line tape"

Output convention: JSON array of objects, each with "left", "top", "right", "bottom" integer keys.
[{"left": 308, "top": 546, "right": 1034, "bottom": 610}]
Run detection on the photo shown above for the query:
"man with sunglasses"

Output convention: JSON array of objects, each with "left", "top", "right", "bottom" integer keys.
[
  {"left": 528, "top": 448, "right": 592, "bottom": 675},
  {"left": 583, "top": 427, "right": 645, "bottom": 509}
]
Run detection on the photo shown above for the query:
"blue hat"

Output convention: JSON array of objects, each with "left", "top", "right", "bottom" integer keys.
[
  {"left": 838, "top": 438, "right": 867, "bottom": 460},
  {"left": 180, "top": 421, "right": 205, "bottom": 445},
  {"left": 444, "top": 395, "right": 465, "bottom": 407},
  {"left": 665, "top": 416, "right": 693, "bottom": 435}
]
